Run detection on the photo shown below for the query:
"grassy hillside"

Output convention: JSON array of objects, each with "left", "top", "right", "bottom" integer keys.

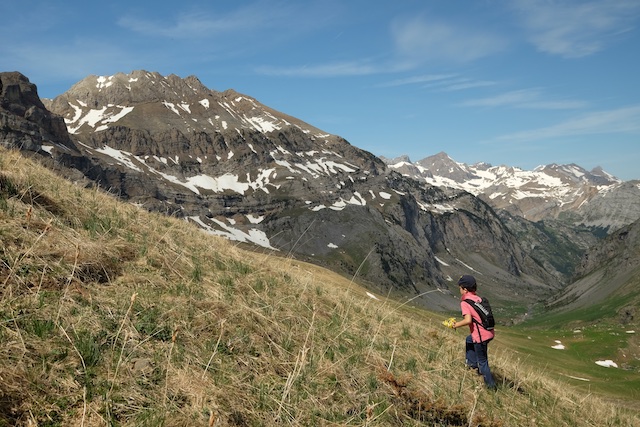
[
  {"left": 509, "top": 223, "right": 640, "bottom": 407},
  {"left": 1, "top": 146, "right": 638, "bottom": 426},
  {"left": 509, "top": 287, "right": 640, "bottom": 407}
]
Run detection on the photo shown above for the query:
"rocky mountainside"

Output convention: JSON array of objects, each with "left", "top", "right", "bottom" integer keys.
[
  {"left": 2, "top": 70, "right": 587, "bottom": 312},
  {"left": 549, "top": 217, "right": 640, "bottom": 312},
  {"left": 383, "top": 152, "right": 640, "bottom": 232}
]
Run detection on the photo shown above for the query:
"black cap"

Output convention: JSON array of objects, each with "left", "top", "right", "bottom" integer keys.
[{"left": 457, "top": 275, "right": 477, "bottom": 289}]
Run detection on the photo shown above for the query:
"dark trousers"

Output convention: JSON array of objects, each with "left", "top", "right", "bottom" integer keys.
[{"left": 465, "top": 335, "right": 496, "bottom": 389}]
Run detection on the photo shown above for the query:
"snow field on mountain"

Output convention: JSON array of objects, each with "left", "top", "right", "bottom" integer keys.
[{"left": 88, "top": 142, "right": 400, "bottom": 248}]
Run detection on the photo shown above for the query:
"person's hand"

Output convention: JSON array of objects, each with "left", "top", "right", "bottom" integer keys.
[{"left": 442, "top": 318, "right": 456, "bottom": 329}]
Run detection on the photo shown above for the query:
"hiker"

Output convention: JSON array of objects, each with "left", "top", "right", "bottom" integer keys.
[{"left": 446, "top": 275, "right": 497, "bottom": 389}]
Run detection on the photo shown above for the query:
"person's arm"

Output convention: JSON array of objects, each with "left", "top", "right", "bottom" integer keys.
[{"left": 453, "top": 313, "right": 472, "bottom": 329}]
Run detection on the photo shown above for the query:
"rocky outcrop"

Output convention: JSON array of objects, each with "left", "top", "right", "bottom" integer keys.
[
  {"left": 576, "top": 219, "right": 640, "bottom": 275},
  {"left": 545, "top": 218, "right": 640, "bottom": 312},
  {"left": 0, "top": 72, "right": 74, "bottom": 153}
]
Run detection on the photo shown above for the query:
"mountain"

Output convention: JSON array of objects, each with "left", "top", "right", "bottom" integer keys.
[
  {"left": 1, "top": 71, "right": 571, "bottom": 312},
  {"left": 382, "top": 152, "right": 640, "bottom": 233},
  {"left": 548, "top": 217, "right": 640, "bottom": 314}
]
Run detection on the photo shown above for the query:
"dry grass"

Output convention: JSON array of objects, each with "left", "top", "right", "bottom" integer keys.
[{"left": 0, "top": 146, "right": 638, "bottom": 426}]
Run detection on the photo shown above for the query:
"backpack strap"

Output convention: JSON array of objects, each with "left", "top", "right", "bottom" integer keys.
[
  {"left": 462, "top": 299, "right": 485, "bottom": 343},
  {"left": 462, "top": 299, "right": 480, "bottom": 323}
]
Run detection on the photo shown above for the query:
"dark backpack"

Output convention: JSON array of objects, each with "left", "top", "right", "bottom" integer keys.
[{"left": 463, "top": 298, "right": 495, "bottom": 331}]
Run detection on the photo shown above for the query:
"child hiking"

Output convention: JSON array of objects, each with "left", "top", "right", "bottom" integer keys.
[{"left": 444, "top": 274, "right": 497, "bottom": 390}]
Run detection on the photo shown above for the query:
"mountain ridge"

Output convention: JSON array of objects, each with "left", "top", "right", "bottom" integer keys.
[
  {"left": 3, "top": 69, "right": 635, "bottom": 315},
  {"left": 43, "top": 70, "right": 330, "bottom": 138},
  {"left": 382, "top": 152, "right": 640, "bottom": 231}
]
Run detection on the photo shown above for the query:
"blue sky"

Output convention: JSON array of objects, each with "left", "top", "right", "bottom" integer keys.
[{"left": 2, "top": 0, "right": 640, "bottom": 180}]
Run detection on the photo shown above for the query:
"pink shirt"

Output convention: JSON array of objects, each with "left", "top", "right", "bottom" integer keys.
[{"left": 461, "top": 293, "right": 495, "bottom": 343}]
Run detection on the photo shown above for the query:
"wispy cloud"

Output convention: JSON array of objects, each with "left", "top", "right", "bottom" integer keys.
[
  {"left": 459, "top": 89, "right": 588, "bottom": 110},
  {"left": 118, "top": 7, "right": 278, "bottom": 39},
  {"left": 117, "top": 2, "right": 335, "bottom": 40},
  {"left": 432, "top": 79, "right": 497, "bottom": 92},
  {"left": 255, "top": 61, "right": 382, "bottom": 78},
  {"left": 376, "top": 74, "right": 497, "bottom": 93},
  {"left": 377, "top": 74, "right": 458, "bottom": 88},
  {"left": 252, "top": 7, "right": 510, "bottom": 80},
  {"left": 497, "top": 105, "right": 640, "bottom": 142},
  {"left": 390, "top": 15, "right": 509, "bottom": 64},
  {"left": 512, "top": 0, "right": 640, "bottom": 58}
]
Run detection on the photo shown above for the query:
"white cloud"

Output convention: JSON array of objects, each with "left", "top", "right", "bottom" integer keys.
[
  {"left": 497, "top": 105, "right": 640, "bottom": 142},
  {"left": 117, "top": 2, "right": 339, "bottom": 41},
  {"left": 255, "top": 60, "right": 381, "bottom": 78},
  {"left": 377, "top": 74, "right": 458, "bottom": 88},
  {"left": 390, "top": 15, "right": 508, "bottom": 64},
  {"left": 438, "top": 79, "right": 497, "bottom": 92},
  {"left": 119, "top": 11, "right": 253, "bottom": 39},
  {"left": 377, "top": 74, "right": 497, "bottom": 93},
  {"left": 459, "top": 89, "right": 588, "bottom": 110},
  {"left": 512, "top": 0, "right": 640, "bottom": 58}
]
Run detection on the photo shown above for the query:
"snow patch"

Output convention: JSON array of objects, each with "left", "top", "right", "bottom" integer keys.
[
  {"left": 366, "top": 292, "right": 379, "bottom": 300},
  {"left": 455, "top": 259, "right": 480, "bottom": 273},
  {"left": 246, "top": 214, "right": 264, "bottom": 224},
  {"left": 565, "top": 375, "right": 590, "bottom": 382},
  {"left": 95, "top": 146, "right": 142, "bottom": 172},
  {"left": 189, "top": 216, "right": 274, "bottom": 249},
  {"left": 66, "top": 105, "right": 134, "bottom": 134},
  {"left": 434, "top": 256, "right": 449, "bottom": 266},
  {"left": 96, "top": 75, "right": 113, "bottom": 89},
  {"left": 595, "top": 360, "right": 618, "bottom": 368}
]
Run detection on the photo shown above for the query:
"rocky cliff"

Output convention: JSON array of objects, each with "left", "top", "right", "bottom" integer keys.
[{"left": 1, "top": 72, "right": 74, "bottom": 153}]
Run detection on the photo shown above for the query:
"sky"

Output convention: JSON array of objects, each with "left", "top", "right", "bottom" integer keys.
[{"left": 2, "top": 0, "right": 640, "bottom": 181}]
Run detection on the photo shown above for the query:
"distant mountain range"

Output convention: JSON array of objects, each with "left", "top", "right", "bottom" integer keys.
[
  {"left": 2, "top": 69, "right": 639, "bottom": 316},
  {"left": 382, "top": 152, "right": 640, "bottom": 231}
]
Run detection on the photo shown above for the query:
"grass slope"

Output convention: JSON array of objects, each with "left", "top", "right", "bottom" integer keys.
[
  {"left": 510, "top": 231, "right": 640, "bottom": 409},
  {"left": 508, "top": 287, "right": 640, "bottom": 408},
  {"left": 1, "top": 147, "right": 638, "bottom": 426}
]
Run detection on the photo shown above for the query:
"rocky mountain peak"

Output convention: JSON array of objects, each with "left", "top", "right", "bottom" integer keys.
[
  {"left": 379, "top": 154, "right": 411, "bottom": 164},
  {"left": 51, "top": 70, "right": 212, "bottom": 107},
  {"left": 45, "top": 70, "right": 331, "bottom": 141},
  {"left": 416, "top": 151, "right": 476, "bottom": 182},
  {"left": 384, "top": 152, "right": 638, "bottom": 231},
  {"left": 534, "top": 163, "right": 619, "bottom": 187}
]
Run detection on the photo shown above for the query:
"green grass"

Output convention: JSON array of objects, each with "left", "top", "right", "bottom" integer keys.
[
  {"left": 502, "top": 321, "right": 640, "bottom": 405},
  {"left": 502, "top": 277, "right": 640, "bottom": 406},
  {"left": 528, "top": 294, "right": 631, "bottom": 328}
]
